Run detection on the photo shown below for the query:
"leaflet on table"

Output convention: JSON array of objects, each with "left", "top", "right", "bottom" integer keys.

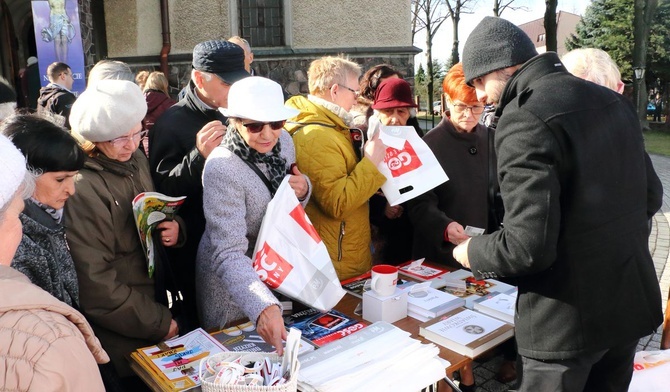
[
  {"left": 436, "top": 269, "right": 515, "bottom": 308},
  {"left": 298, "top": 321, "right": 447, "bottom": 392},
  {"left": 283, "top": 308, "right": 366, "bottom": 347},
  {"left": 132, "top": 191, "right": 186, "bottom": 278},
  {"left": 398, "top": 258, "right": 450, "bottom": 281}
]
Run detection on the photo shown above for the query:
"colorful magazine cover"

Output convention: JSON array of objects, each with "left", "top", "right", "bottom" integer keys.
[
  {"left": 132, "top": 192, "right": 186, "bottom": 277},
  {"left": 283, "top": 308, "right": 366, "bottom": 347},
  {"left": 133, "top": 328, "right": 226, "bottom": 391}
]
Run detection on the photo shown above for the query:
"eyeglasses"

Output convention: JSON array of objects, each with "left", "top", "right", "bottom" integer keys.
[
  {"left": 338, "top": 84, "right": 360, "bottom": 98},
  {"left": 109, "top": 130, "right": 148, "bottom": 147},
  {"left": 241, "top": 120, "right": 286, "bottom": 134},
  {"left": 450, "top": 102, "right": 485, "bottom": 115}
]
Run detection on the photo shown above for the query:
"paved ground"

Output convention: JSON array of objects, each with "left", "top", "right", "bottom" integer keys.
[{"left": 458, "top": 154, "right": 670, "bottom": 392}]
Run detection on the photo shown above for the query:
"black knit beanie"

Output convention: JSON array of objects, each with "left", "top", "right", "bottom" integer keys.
[{"left": 463, "top": 16, "right": 538, "bottom": 86}]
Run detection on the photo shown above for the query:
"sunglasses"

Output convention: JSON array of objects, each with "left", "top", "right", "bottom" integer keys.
[{"left": 241, "top": 120, "right": 286, "bottom": 134}]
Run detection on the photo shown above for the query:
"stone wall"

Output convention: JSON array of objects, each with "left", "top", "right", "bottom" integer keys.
[{"left": 131, "top": 53, "right": 416, "bottom": 98}]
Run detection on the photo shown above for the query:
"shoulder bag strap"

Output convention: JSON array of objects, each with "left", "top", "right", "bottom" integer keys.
[{"left": 242, "top": 159, "right": 275, "bottom": 196}]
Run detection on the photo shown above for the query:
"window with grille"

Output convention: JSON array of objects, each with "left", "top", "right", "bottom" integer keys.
[{"left": 238, "top": 0, "right": 285, "bottom": 47}]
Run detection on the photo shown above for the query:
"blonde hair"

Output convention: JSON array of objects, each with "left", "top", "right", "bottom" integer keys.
[
  {"left": 144, "top": 71, "right": 170, "bottom": 95},
  {"left": 135, "top": 70, "right": 150, "bottom": 90},
  {"left": 307, "top": 56, "right": 361, "bottom": 96},
  {"left": 561, "top": 48, "right": 622, "bottom": 92}
]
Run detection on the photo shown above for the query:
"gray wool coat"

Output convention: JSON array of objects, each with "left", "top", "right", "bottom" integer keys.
[{"left": 196, "top": 130, "right": 311, "bottom": 330}]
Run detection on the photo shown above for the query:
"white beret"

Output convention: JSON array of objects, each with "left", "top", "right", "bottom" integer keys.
[
  {"left": 0, "top": 134, "right": 27, "bottom": 211},
  {"left": 69, "top": 79, "right": 147, "bottom": 142}
]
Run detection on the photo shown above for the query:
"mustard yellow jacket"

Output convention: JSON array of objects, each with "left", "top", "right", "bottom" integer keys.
[{"left": 285, "top": 96, "right": 386, "bottom": 280}]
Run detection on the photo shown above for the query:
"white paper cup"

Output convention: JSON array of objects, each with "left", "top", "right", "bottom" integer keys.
[{"left": 371, "top": 264, "right": 399, "bottom": 296}]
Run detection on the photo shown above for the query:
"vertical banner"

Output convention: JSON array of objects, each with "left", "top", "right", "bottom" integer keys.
[{"left": 31, "top": 0, "right": 86, "bottom": 96}]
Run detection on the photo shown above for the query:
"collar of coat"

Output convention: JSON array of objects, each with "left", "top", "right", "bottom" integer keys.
[
  {"left": 497, "top": 52, "right": 568, "bottom": 117},
  {"left": 84, "top": 150, "right": 143, "bottom": 177}
]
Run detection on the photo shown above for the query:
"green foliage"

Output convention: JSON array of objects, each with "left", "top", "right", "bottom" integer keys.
[
  {"left": 566, "top": 0, "right": 670, "bottom": 84},
  {"left": 565, "top": 0, "right": 634, "bottom": 79},
  {"left": 416, "top": 63, "right": 426, "bottom": 84},
  {"left": 414, "top": 60, "right": 445, "bottom": 107}
]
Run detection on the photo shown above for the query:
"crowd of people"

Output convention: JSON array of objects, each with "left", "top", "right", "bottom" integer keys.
[{"left": 0, "top": 15, "right": 669, "bottom": 392}]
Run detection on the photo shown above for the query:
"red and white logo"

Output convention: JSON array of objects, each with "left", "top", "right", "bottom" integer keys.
[
  {"left": 384, "top": 141, "right": 422, "bottom": 177},
  {"left": 253, "top": 242, "right": 294, "bottom": 289}
]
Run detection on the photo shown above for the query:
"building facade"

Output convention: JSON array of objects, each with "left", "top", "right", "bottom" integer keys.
[
  {"left": 1, "top": 0, "right": 419, "bottom": 96},
  {"left": 517, "top": 11, "right": 581, "bottom": 56}
]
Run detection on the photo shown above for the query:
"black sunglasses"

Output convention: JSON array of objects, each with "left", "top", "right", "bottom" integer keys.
[{"left": 241, "top": 120, "right": 286, "bottom": 134}]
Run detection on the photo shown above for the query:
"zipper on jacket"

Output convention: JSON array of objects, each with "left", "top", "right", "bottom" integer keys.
[{"left": 337, "top": 221, "right": 345, "bottom": 261}]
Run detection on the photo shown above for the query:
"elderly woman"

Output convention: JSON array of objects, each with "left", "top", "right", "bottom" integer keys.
[
  {"left": 406, "top": 63, "right": 503, "bottom": 391},
  {"left": 368, "top": 77, "right": 420, "bottom": 264},
  {"left": 65, "top": 80, "right": 182, "bottom": 386},
  {"left": 0, "top": 133, "right": 108, "bottom": 391},
  {"left": 2, "top": 114, "right": 85, "bottom": 307},
  {"left": 196, "top": 76, "right": 310, "bottom": 354}
]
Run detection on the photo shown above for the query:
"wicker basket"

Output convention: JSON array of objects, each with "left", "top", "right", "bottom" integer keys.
[{"left": 199, "top": 352, "right": 299, "bottom": 392}]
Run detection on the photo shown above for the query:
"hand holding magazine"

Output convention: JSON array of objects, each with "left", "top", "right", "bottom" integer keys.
[{"left": 132, "top": 192, "right": 186, "bottom": 277}]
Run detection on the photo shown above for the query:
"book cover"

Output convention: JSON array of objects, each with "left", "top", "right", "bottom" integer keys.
[
  {"left": 473, "top": 292, "right": 516, "bottom": 324},
  {"left": 133, "top": 328, "right": 226, "bottom": 391},
  {"left": 419, "top": 307, "right": 514, "bottom": 358},
  {"left": 211, "top": 321, "right": 315, "bottom": 354},
  {"left": 132, "top": 191, "right": 186, "bottom": 277},
  {"left": 284, "top": 308, "right": 367, "bottom": 347},
  {"left": 398, "top": 259, "right": 449, "bottom": 281},
  {"left": 404, "top": 282, "right": 466, "bottom": 319},
  {"left": 437, "top": 269, "right": 515, "bottom": 309},
  {"left": 340, "top": 271, "right": 371, "bottom": 298}
]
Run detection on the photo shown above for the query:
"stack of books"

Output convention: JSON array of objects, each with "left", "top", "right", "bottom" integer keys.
[
  {"left": 211, "top": 320, "right": 314, "bottom": 354},
  {"left": 403, "top": 281, "right": 466, "bottom": 322},
  {"left": 473, "top": 291, "right": 516, "bottom": 324},
  {"left": 419, "top": 307, "right": 514, "bottom": 358},
  {"left": 129, "top": 328, "right": 226, "bottom": 392}
]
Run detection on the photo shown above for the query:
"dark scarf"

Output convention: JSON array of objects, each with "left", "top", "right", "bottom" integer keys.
[
  {"left": 30, "top": 197, "right": 63, "bottom": 223},
  {"left": 221, "top": 127, "right": 286, "bottom": 194}
]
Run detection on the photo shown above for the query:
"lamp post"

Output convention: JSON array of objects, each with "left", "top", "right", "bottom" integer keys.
[{"left": 633, "top": 66, "right": 646, "bottom": 123}]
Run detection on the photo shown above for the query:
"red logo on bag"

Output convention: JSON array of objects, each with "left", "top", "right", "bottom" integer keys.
[
  {"left": 289, "top": 205, "right": 321, "bottom": 243},
  {"left": 384, "top": 141, "right": 422, "bottom": 177},
  {"left": 254, "top": 242, "right": 293, "bottom": 288}
]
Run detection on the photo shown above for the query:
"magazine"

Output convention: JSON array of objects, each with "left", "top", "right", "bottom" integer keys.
[
  {"left": 284, "top": 308, "right": 367, "bottom": 347},
  {"left": 132, "top": 192, "right": 186, "bottom": 277},
  {"left": 210, "top": 320, "right": 315, "bottom": 355},
  {"left": 130, "top": 328, "right": 227, "bottom": 391}
]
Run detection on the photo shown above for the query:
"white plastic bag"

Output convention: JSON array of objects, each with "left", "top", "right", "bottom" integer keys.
[
  {"left": 252, "top": 177, "right": 345, "bottom": 311},
  {"left": 376, "top": 125, "right": 449, "bottom": 206},
  {"left": 629, "top": 349, "right": 670, "bottom": 392}
]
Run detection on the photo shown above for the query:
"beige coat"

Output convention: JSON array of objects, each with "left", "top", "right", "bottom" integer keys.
[{"left": 0, "top": 265, "right": 109, "bottom": 391}]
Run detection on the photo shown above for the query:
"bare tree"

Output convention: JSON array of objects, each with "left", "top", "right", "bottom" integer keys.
[
  {"left": 493, "top": 0, "right": 529, "bottom": 17},
  {"left": 444, "top": 0, "right": 477, "bottom": 67},
  {"left": 633, "top": 0, "right": 659, "bottom": 128},
  {"left": 412, "top": 0, "right": 451, "bottom": 112},
  {"left": 544, "top": 0, "right": 558, "bottom": 52}
]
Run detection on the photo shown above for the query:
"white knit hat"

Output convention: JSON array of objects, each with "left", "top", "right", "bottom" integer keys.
[
  {"left": 69, "top": 79, "right": 147, "bottom": 142},
  {"left": 0, "top": 134, "right": 27, "bottom": 211}
]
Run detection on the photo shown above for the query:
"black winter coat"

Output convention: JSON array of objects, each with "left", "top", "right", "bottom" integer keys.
[
  {"left": 467, "top": 52, "right": 664, "bottom": 360},
  {"left": 37, "top": 83, "right": 76, "bottom": 129},
  {"left": 148, "top": 81, "right": 227, "bottom": 323}
]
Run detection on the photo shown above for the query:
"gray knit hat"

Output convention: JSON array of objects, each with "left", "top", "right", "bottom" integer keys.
[{"left": 463, "top": 16, "right": 538, "bottom": 86}]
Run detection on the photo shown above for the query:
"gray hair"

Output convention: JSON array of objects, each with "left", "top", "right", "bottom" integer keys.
[
  {"left": 562, "top": 48, "right": 622, "bottom": 93},
  {"left": 191, "top": 69, "right": 214, "bottom": 83},
  {"left": 88, "top": 60, "right": 135, "bottom": 87}
]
